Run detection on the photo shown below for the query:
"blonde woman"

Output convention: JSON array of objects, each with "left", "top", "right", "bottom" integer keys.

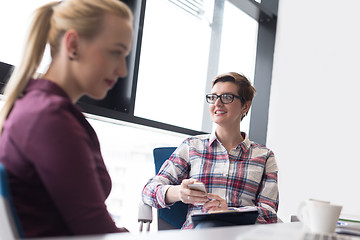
[{"left": 0, "top": 0, "right": 132, "bottom": 237}]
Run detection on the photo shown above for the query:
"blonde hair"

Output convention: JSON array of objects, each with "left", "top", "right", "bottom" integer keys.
[{"left": 0, "top": 0, "right": 133, "bottom": 135}]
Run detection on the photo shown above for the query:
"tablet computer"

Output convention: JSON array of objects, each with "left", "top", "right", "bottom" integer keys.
[{"left": 191, "top": 207, "right": 259, "bottom": 228}]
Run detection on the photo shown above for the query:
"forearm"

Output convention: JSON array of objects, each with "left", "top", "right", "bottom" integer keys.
[
  {"left": 142, "top": 177, "right": 175, "bottom": 208},
  {"left": 165, "top": 185, "right": 181, "bottom": 204},
  {"left": 143, "top": 143, "right": 191, "bottom": 207}
]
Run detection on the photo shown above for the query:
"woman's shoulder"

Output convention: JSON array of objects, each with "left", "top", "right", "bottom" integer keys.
[
  {"left": 185, "top": 133, "right": 210, "bottom": 142},
  {"left": 14, "top": 91, "right": 77, "bottom": 123},
  {"left": 246, "top": 139, "right": 275, "bottom": 160},
  {"left": 179, "top": 134, "right": 210, "bottom": 150},
  {"left": 6, "top": 85, "right": 86, "bottom": 140}
]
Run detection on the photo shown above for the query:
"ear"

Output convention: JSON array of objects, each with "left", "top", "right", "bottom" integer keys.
[
  {"left": 64, "top": 29, "right": 79, "bottom": 59},
  {"left": 242, "top": 101, "right": 252, "bottom": 115}
]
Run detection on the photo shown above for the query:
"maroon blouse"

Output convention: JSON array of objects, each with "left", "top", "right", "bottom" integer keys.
[{"left": 0, "top": 79, "right": 123, "bottom": 237}]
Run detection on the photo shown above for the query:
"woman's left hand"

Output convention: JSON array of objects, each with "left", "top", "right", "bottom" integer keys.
[{"left": 202, "top": 193, "right": 228, "bottom": 212}]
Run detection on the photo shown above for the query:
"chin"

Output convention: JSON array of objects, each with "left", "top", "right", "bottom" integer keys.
[
  {"left": 88, "top": 91, "right": 108, "bottom": 100},
  {"left": 212, "top": 117, "right": 225, "bottom": 124},
  {"left": 212, "top": 120, "right": 223, "bottom": 126}
]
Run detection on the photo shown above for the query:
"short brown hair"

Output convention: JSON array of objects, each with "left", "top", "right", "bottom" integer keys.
[{"left": 212, "top": 72, "right": 256, "bottom": 104}]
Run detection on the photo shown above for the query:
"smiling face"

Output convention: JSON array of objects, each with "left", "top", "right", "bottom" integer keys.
[
  {"left": 209, "top": 81, "right": 248, "bottom": 128},
  {"left": 72, "top": 13, "right": 133, "bottom": 100}
]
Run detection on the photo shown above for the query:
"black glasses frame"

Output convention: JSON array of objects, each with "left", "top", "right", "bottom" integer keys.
[{"left": 206, "top": 94, "right": 243, "bottom": 104}]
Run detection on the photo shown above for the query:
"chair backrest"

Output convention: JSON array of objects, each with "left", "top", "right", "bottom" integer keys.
[
  {"left": 0, "top": 163, "right": 24, "bottom": 239},
  {"left": 153, "top": 147, "right": 188, "bottom": 230}
]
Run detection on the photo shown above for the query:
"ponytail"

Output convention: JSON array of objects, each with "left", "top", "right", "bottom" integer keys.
[
  {"left": 0, "top": 2, "right": 58, "bottom": 135},
  {"left": 0, "top": 0, "right": 133, "bottom": 135}
]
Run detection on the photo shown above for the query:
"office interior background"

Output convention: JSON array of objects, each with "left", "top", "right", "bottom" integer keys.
[{"left": 0, "top": 0, "right": 359, "bottom": 232}]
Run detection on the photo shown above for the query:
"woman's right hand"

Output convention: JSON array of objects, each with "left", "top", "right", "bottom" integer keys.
[
  {"left": 165, "top": 179, "right": 209, "bottom": 205},
  {"left": 178, "top": 179, "right": 209, "bottom": 205}
]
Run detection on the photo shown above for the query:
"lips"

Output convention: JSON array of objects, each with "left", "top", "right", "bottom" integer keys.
[
  {"left": 105, "top": 79, "right": 116, "bottom": 88},
  {"left": 214, "top": 109, "right": 226, "bottom": 115}
]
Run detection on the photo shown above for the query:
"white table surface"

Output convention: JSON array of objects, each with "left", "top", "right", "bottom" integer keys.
[{"left": 27, "top": 222, "right": 360, "bottom": 240}]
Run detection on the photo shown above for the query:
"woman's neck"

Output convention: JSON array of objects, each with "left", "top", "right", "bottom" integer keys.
[
  {"left": 43, "top": 60, "right": 81, "bottom": 103},
  {"left": 215, "top": 126, "right": 244, "bottom": 152}
]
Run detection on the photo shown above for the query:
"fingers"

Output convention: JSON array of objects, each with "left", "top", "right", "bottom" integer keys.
[
  {"left": 180, "top": 191, "right": 208, "bottom": 204},
  {"left": 203, "top": 194, "right": 228, "bottom": 212},
  {"left": 203, "top": 199, "right": 221, "bottom": 208},
  {"left": 206, "top": 193, "right": 222, "bottom": 200},
  {"left": 177, "top": 182, "right": 229, "bottom": 211},
  {"left": 180, "top": 178, "right": 196, "bottom": 188},
  {"left": 182, "top": 194, "right": 209, "bottom": 205},
  {"left": 179, "top": 179, "right": 208, "bottom": 205}
]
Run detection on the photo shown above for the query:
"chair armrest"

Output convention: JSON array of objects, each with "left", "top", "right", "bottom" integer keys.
[{"left": 138, "top": 201, "right": 153, "bottom": 232}]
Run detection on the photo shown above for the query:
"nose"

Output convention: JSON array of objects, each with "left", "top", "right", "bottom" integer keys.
[
  {"left": 214, "top": 97, "right": 223, "bottom": 106},
  {"left": 115, "top": 58, "right": 128, "bottom": 78}
]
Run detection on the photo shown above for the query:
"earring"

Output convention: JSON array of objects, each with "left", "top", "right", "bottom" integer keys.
[{"left": 68, "top": 51, "right": 76, "bottom": 61}]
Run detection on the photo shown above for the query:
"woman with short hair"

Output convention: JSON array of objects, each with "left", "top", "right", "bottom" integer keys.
[{"left": 142, "top": 72, "right": 280, "bottom": 229}]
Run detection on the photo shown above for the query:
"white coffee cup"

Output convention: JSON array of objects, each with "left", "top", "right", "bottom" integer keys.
[{"left": 297, "top": 199, "right": 342, "bottom": 234}]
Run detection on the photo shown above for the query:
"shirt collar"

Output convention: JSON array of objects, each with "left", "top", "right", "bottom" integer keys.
[
  {"left": 209, "top": 130, "right": 251, "bottom": 152},
  {"left": 209, "top": 130, "right": 217, "bottom": 146},
  {"left": 239, "top": 132, "right": 251, "bottom": 151}
]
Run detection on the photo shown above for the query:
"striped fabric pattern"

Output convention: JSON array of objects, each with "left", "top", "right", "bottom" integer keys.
[{"left": 142, "top": 132, "right": 280, "bottom": 229}]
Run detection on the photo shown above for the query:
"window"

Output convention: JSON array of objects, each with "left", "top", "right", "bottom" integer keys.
[
  {"left": 217, "top": 1, "right": 258, "bottom": 134},
  {"left": 134, "top": 0, "right": 214, "bottom": 131},
  {"left": 0, "top": 0, "right": 53, "bottom": 72},
  {"left": 134, "top": 0, "right": 262, "bottom": 135}
]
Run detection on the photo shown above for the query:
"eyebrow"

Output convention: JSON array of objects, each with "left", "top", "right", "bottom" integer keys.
[
  {"left": 115, "top": 43, "right": 129, "bottom": 52},
  {"left": 210, "top": 92, "right": 236, "bottom": 95}
]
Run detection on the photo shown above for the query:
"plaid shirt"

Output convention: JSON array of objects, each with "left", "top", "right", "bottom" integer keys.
[{"left": 142, "top": 132, "right": 280, "bottom": 229}]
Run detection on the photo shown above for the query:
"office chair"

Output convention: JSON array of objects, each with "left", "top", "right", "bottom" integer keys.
[
  {"left": 138, "top": 147, "right": 188, "bottom": 231},
  {"left": 0, "top": 163, "right": 24, "bottom": 239}
]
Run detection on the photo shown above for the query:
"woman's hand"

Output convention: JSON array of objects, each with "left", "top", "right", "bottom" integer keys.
[
  {"left": 165, "top": 179, "right": 208, "bottom": 205},
  {"left": 179, "top": 179, "right": 208, "bottom": 205},
  {"left": 202, "top": 193, "right": 228, "bottom": 212},
  {"left": 166, "top": 179, "right": 209, "bottom": 205}
]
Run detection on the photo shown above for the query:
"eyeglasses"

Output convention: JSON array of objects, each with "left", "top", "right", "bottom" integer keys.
[{"left": 206, "top": 94, "right": 243, "bottom": 104}]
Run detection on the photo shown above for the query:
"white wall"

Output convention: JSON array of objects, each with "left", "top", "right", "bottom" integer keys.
[{"left": 268, "top": 0, "right": 360, "bottom": 222}]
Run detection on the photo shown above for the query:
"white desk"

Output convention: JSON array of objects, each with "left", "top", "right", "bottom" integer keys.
[{"left": 29, "top": 223, "right": 360, "bottom": 240}]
